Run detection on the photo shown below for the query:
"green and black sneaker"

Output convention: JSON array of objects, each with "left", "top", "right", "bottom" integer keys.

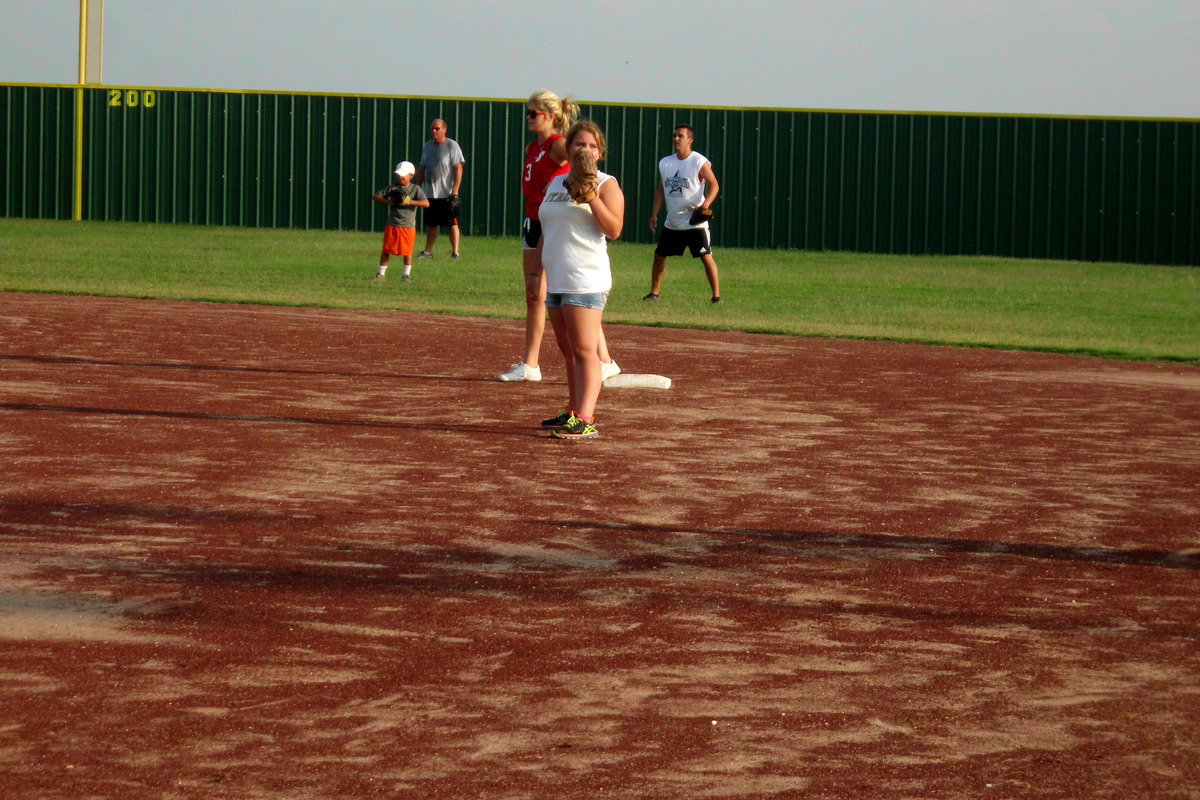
[
  {"left": 551, "top": 416, "right": 599, "bottom": 440},
  {"left": 541, "top": 410, "right": 574, "bottom": 429}
]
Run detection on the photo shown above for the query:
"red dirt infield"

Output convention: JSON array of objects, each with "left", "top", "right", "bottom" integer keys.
[{"left": 1, "top": 292, "right": 1198, "bottom": 799}]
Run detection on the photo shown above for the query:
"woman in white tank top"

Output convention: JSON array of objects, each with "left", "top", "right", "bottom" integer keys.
[{"left": 535, "top": 120, "right": 625, "bottom": 439}]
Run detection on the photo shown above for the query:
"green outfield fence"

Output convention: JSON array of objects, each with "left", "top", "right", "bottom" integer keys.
[{"left": 2, "top": 82, "right": 1197, "bottom": 265}]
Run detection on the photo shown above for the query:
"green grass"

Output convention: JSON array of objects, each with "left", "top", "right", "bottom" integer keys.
[{"left": 3, "top": 217, "right": 1198, "bottom": 363}]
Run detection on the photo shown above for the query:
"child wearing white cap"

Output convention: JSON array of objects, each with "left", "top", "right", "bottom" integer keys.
[{"left": 372, "top": 161, "right": 429, "bottom": 280}]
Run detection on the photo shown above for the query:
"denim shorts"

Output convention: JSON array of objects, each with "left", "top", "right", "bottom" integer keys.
[{"left": 545, "top": 291, "right": 608, "bottom": 310}]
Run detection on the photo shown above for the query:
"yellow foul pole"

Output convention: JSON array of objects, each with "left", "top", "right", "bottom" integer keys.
[
  {"left": 74, "top": 0, "right": 103, "bottom": 221},
  {"left": 74, "top": 0, "right": 87, "bottom": 221}
]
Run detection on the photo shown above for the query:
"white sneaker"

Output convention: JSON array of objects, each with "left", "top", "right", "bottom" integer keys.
[
  {"left": 601, "top": 359, "right": 621, "bottom": 381},
  {"left": 498, "top": 361, "right": 542, "bottom": 382}
]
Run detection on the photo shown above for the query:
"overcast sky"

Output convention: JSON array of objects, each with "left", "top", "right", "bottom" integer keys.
[{"left": 2, "top": 0, "right": 1198, "bottom": 118}]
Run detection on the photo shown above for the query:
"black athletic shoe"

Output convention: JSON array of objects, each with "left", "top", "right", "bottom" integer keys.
[
  {"left": 541, "top": 410, "right": 573, "bottom": 429},
  {"left": 642, "top": 292, "right": 660, "bottom": 301},
  {"left": 551, "top": 416, "right": 599, "bottom": 440},
  {"left": 711, "top": 296, "right": 722, "bottom": 304}
]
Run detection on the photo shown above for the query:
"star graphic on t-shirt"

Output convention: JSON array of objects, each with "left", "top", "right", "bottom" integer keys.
[{"left": 664, "top": 170, "right": 687, "bottom": 197}]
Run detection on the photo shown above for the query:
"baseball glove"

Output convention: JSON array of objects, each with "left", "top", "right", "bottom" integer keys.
[
  {"left": 449, "top": 193, "right": 461, "bottom": 216},
  {"left": 564, "top": 149, "right": 599, "bottom": 204},
  {"left": 688, "top": 206, "right": 714, "bottom": 226}
]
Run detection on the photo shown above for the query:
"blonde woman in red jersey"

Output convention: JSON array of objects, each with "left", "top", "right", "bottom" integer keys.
[{"left": 498, "top": 90, "right": 618, "bottom": 383}]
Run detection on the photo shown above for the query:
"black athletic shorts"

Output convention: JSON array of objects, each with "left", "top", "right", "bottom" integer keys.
[
  {"left": 522, "top": 218, "right": 542, "bottom": 250},
  {"left": 426, "top": 197, "right": 458, "bottom": 228},
  {"left": 655, "top": 226, "right": 712, "bottom": 258}
]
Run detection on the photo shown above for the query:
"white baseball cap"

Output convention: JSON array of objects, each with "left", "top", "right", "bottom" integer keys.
[{"left": 394, "top": 161, "right": 415, "bottom": 177}]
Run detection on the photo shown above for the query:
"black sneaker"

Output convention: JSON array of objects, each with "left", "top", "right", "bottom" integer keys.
[
  {"left": 711, "top": 296, "right": 722, "bottom": 304},
  {"left": 551, "top": 416, "right": 599, "bottom": 440},
  {"left": 451, "top": 252, "right": 461, "bottom": 260},
  {"left": 401, "top": 274, "right": 412, "bottom": 282},
  {"left": 541, "top": 410, "right": 573, "bottom": 429},
  {"left": 642, "top": 292, "right": 660, "bottom": 301},
  {"left": 417, "top": 251, "right": 433, "bottom": 259}
]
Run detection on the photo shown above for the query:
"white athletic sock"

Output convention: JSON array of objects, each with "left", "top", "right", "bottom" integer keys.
[
  {"left": 377, "top": 264, "right": 387, "bottom": 277},
  {"left": 403, "top": 265, "right": 412, "bottom": 276}
]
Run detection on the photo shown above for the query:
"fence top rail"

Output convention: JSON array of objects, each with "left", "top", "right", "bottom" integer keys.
[{"left": 4, "top": 81, "right": 1198, "bottom": 124}]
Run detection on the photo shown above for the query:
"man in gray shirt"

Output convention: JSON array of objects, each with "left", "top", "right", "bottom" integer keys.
[{"left": 414, "top": 118, "right": 466, "bottom": 259}]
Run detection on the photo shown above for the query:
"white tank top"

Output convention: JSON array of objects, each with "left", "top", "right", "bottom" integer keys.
[
  {"left": 660, "top": 151, "right": 710, "bottom": 230},
  {"left": 538, "top": 171, "right": 615, "bottom": 294}
]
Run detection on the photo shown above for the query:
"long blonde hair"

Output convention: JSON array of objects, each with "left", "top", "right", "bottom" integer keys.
[{"left": 528, "top": 90, "right": 580, "bottom": 134}]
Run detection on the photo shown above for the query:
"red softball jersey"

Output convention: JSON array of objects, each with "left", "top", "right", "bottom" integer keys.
[{"left": 522, "top": 133, "right": 569, "bottom": 221}]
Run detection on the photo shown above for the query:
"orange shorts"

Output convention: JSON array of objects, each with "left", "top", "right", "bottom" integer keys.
[{"left": 382, "top": 225, "right": 416, "bottom": 256}]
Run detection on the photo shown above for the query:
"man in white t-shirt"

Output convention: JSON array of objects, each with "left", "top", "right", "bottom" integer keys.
[{"left": 644, "top": 124, "right": 722, "bottom": 303}]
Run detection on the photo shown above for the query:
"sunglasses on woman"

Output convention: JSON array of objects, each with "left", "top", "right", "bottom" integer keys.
[{"left": 526, "top": 109, "right": 547, "bottom": 119}]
